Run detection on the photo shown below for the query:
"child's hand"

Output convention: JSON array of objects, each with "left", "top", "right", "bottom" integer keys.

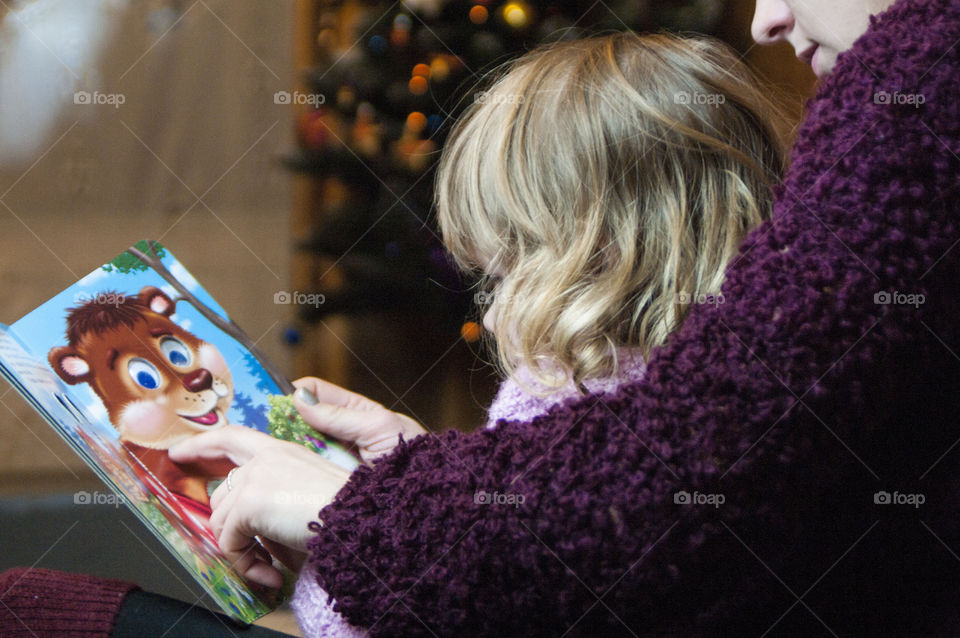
[
  {"left": 168, "top": 425, "right": 353, "bottom": 589},
  {"left": 292, "top": 377, "right": 428, "bottom": 465}
]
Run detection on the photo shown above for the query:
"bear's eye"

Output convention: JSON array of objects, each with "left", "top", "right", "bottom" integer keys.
[
  {"left": 128, "top": 359, "right": 161, "bottom": 390},
  {"left": 160, "top": 338, "right": 192, "bottom": 367}
]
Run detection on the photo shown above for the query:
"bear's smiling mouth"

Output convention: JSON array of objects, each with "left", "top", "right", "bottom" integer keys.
[{"left": 179, "top": 408, "right": 219, "bottom": 426}]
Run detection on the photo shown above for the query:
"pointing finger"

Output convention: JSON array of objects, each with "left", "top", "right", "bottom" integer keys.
[{"left": 167, "top": 425, "right": 274, "bottom": 466}]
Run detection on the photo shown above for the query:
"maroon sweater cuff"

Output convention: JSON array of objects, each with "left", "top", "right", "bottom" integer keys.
[{"left": 0, "top": 567, "right": 139, "bottom": 637}]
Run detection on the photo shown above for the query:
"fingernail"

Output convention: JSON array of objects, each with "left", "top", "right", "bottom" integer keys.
[{"left": 295, "top": 387, "right": 318, "bottom": 405}]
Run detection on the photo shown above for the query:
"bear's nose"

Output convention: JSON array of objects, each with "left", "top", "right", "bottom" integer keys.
[{"left": 182, "top": 368, "right": 213, "bottom": 393}]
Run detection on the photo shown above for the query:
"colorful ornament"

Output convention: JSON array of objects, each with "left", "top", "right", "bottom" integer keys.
[
  {"left": 469, "top": 5, "right": 488, "bottom": 25},
  {"left": 460, "top": 321, "right": 483, "bottom": 343},
  {"left": 408, "top": 75, "right": 428, "bottom": 95},
  {"left": 500, "top": 1, "right": 532, "bottom": 29},
  {"left": 406, "top": 111, "right": 428, "bottom": 134}
]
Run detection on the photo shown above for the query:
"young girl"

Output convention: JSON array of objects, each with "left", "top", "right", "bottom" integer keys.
[{"left": 293, "top": 31, "right": 788, "bottom": 637}]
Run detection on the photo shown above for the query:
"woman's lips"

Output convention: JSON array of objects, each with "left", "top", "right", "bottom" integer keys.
[
  {"left": 811, "top": 47, "right": 823, "bottom": 76},
  {"left": 798, "top": 44, "right": 819, "bottom": 67},
  {"left": 797, "top": 44, "right": 820, "bottom": 77}
]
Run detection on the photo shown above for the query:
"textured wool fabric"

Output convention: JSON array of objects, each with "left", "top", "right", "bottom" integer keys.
[
  {"left": 0, "top": 567, "right": 138, "bottom": 637},
  {"left": 299, "top": 0, "right": 960, "bottom": 634}
]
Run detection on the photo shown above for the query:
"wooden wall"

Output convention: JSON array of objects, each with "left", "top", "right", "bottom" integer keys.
[{"left": 0, "top": 1, "right": 295, "bottom": 494}]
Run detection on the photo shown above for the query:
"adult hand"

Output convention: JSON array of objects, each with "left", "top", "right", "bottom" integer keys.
[
  {"left": 292, "top": 376, "right": 428, "bottom": 465},
  {"left": 168, "top": 425, "right": 353, "bottom": 589}
]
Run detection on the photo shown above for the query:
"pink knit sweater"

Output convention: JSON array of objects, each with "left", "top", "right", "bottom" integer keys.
[{"left": 290, "top": 352, "right": 647, "bottom": 636}]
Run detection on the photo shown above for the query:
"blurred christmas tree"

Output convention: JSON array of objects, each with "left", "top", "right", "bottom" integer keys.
[{"left": 285, "top": 0, "right": 727, "bottom": 341}]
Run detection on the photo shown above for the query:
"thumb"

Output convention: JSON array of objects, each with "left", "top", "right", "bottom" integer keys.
[
  {"left": 259, "top": 537, "right": 307, "bottom": 573},
  {"left": 293, "top": 390, "right": 394, "bottom": 447}
]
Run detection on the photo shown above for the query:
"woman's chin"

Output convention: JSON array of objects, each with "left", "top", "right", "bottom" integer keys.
[{"left": 812, "top": 47, "right": 836, "bottom": 78}]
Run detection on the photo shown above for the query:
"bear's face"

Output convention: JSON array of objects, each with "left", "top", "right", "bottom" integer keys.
[
  {"left": 104, "top": 318, "right": 232, "bottom": 448},
  {"left": 49, "top": 287, "right": 234, "bottom": 449}
]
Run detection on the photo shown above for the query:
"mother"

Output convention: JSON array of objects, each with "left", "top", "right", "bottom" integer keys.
[
  {"left": 192, "top": 0, "right": 960, "bottom": 633},
  {"left": 6, "top": 0, "right": 960, "bottom": 635}
]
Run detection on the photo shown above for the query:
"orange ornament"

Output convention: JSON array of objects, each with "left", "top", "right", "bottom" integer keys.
[
  {"left": 469, "top": 5, "right": 488, "bottom": 24},
  {"left": 430, "top": 56, "right": 451, "bottom": 81},
  {"left": 408, "top": 75, "right": 428, "bottom": 95},
  {"left": 406, "top": 111, "right": 428, "bottom": 133},
  {"left": 460, "top": 321, "right": 483, "bottom": 342}
]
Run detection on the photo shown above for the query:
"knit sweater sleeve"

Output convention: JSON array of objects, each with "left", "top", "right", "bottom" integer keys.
[{"left": 301, "top": 0, "right": 960, "bottom": 634}]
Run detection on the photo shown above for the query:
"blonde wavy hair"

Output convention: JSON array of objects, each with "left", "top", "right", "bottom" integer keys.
[{"left": 436, "top": 32, "right": 789, "bottom": 391}]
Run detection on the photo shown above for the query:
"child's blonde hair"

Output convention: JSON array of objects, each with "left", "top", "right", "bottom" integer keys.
[{"left": 436, "top": 32, "right": 789, "bottom": 390}]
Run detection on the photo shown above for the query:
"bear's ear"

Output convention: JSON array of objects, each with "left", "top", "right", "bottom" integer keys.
[
  {"left": 48, "top": 346, "right": 92, "bottom": 385},
  {"left": 138, "top": 286, "right": 175, "bottom": 317}
]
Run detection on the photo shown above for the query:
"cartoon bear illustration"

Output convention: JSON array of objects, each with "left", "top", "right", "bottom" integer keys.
[{"left": 48, "top": 286, "right": 236, "bottom": 532}]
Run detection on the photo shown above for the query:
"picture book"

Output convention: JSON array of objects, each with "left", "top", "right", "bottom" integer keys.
[{"left": 0, "top": 239, "right": 360, "bottom": 623}]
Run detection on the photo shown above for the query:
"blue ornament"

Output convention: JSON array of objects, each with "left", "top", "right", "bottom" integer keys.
[{"left": 369, "top": 35, "right": 387, "bottom": 54}]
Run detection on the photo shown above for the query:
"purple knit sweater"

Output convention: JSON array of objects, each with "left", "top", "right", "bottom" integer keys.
[
  {"left": 291, "top": 354, "right": 648, "bottom": 636},
  {"left": 300, "top": 0, "right": 960, "bottom": 634}
]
